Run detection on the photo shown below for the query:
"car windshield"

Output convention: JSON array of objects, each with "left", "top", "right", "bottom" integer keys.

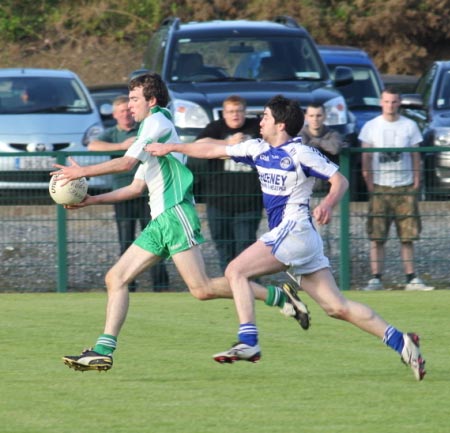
[
  {"left": 0, "top": 76, "right": 92, "bottom": 114},
  {"left": 436, "top": 69, "right": 450, "bottom": 109},
  {"left": 90, "top": 87, "right": 128, "bottom": 107},
  {"left": 168, "top": 35, "right": 326, "bottom": 83},
  {"left": 327, "top": 65, "right": 382, "bottom": 108}
]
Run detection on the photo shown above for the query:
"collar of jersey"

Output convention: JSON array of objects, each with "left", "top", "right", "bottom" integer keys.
[
  {"left": 150, "top": 105, "right": 173, "bottom": 121},
  {"left": 282, "top": 136, "right": 303, "bottom": 146}
]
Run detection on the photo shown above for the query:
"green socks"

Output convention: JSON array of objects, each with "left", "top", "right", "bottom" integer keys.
[
  {"left": 265, "top": 285, "right": 286, "bottom": 308},
  {"left": 93, "top": 334, "right": 117, "bottom": 356},
  {"left": 93, "top": 289, "right": 286, "bottom": 356}
]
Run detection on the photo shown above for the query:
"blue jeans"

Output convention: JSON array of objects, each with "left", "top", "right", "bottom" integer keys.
[
  {"left": 206, "top": 205, "right": 262, "bottom": 272},
  {"left": 115, "top": 197, "right": 169, "bottom": 291}
]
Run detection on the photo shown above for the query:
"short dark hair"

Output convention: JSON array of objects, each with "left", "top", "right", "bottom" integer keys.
[
  {"left": 306, "top": 102, "right": 325, "bottom": 111},
  {"left": 129, "top": 73, "right": 169, "bottom": 107},
  {"left": 382, "top": 86, "right": 401, "bottom": 97},
  {"left": 265, "top": 94, "right": 304, "bottom": 136}
]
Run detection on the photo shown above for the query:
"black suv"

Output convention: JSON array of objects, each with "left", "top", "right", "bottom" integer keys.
[
  {"left": 401, "top": 61, "right": 450, "bottom": 199},
  {"left": 136, "top": 16, "right": 354, "bottom": 142}
]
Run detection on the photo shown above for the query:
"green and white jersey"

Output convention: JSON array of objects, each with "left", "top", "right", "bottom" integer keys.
[{"left": 126, "top": 106, "right": 194, "bottom": 219}]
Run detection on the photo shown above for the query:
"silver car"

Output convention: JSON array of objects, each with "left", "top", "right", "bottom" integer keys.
[{"left": 0, "top": 68, "right": 111, "bottom": 192}]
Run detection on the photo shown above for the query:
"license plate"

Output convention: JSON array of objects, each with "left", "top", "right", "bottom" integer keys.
[{"left": 15, "top": 156, "right": 56, "bottom": 170}]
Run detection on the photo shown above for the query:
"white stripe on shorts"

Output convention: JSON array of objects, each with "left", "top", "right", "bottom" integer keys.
[
  {"left": 272, "top": 219, "right": 296, "bottom": 255},
  {"left": 173, "top": 204, "right": 198, "bottom": 247}
]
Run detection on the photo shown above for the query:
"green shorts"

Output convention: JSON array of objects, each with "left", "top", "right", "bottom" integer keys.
[
  {"left": 367, "top": 184, "right": 421, "bottom": 242},
  {"left": 134, "top": 201, "right": 205, "bottom": 258}
]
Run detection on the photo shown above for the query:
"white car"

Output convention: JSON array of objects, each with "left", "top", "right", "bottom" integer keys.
[{"left": 0, "top": 68, "right": 111, "bottom": 193}]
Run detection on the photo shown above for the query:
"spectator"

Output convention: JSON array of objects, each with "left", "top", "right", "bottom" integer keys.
[
  {"left": 359, "top": 87, "right": 433, "bottom": 291},
  {"left": 300, "top": 103, "right": 346, "bottom": 194},
  {"left": 193, "top": 95, "right": 263, "bottom": 272},
  {"left": 89, "top": 95, "right": 169, "bottom": 292},
  {"left": 300, "top": 102, "right": 344, "bottom": 163}
]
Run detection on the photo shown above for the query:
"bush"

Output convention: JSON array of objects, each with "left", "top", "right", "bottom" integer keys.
[{"left": 1, "top": 0, "right": 449, "bottom": 77}]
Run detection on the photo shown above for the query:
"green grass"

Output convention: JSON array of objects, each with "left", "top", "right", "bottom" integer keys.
[{"left": 1, "top": 291, "right": 449, "bottom": 433}]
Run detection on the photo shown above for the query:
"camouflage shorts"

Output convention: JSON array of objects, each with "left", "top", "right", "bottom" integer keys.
[{"left": 367, "top": 184, "right": 421, "bottom": 242}]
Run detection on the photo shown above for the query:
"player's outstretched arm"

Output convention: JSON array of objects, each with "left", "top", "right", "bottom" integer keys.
[
  {"left": 146, "top": 141, "right": 228, "bottom": 159},
  {"left": 88, "top": 136, "right": 136, "bottom": 152},
  {"left": 51, "top": 155, "right": 138, "bottom": 185}
]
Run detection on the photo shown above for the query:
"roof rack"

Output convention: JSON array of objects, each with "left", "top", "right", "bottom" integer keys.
[{"left": 273, "top": 16, "right": 300, "bottom": 28}]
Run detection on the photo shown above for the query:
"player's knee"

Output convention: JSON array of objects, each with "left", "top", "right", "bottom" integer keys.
[
  {"left": 189, "top": 285, "right": 213, "bottom": 301},
  {"left": 104, "top": 269, "right": 115, "bottom": 287},
  {"left": 105, "top": 267, "right": 126, "bottom": 290},
  {"left": 325, "top": 302, "right": 350, "bottom": 320},
  {"left": 224, "top": 261, "right": 240, "bottom": 282}
]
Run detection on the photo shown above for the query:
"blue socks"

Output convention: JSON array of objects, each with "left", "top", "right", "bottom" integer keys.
[
  {"left": 383, "top": 325, "right": 404, "bottom": 354},
  {"left": 238, "top": 323, "right": 258, "bottom": 346},
  {"left": 238, "top": 323, "right": 405, "bottom": 353}
]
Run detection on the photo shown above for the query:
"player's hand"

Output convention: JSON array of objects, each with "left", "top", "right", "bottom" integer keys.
[
  {"left": 50, "top": 157, "right": 82, "bottom": 186},
  {"left": 63, "top": 194, "right": 92, "bottom": 209},
  {"left": 145, "top": 143, "right": 171, "bottom": 156},
  {"left": 313, "top": 203, "right": 333, "bottom": 225}
]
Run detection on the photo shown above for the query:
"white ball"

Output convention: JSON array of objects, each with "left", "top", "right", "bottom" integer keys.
[{"left": 49, "top": 175, "right": 88, "bottom": 205}]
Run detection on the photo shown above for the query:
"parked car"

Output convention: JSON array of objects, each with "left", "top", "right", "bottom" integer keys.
[
  {"left": 401, "top": 60, "right": 450, "bottom": 199},
  {"left": 88, "top": 83, "right": 129, "bottom": 127},
  {"left": 135, "top": 16, "right": 355, "bottom": 143},
  {"left": 318, "top": 45, "right": 383, "bottom": 134},
  {"left": 0, "top": 68, "right": 111, "bottom": 198}
]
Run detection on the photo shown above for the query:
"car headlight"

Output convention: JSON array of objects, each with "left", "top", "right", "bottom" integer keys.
[
  {"left": 170, "top": 99, "right": 210, "bottom": 129},
  {"left": 82, "top": 123, "right": 104, "bottom": 147},
  {"left": 433, "top": 127, "right": 450, "bottom": 146},
  {"left": 323, "top": 96, "right": 348, "bottom": 126}
]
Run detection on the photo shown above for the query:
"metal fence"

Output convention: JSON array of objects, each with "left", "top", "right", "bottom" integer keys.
[{"left": 1, "top": 147, "right": 449, "bottom": 292}]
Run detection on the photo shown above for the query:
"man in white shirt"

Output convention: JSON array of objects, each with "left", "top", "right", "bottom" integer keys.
[{"left": 359, "top": 87, "right": 433, "bottom": 291}]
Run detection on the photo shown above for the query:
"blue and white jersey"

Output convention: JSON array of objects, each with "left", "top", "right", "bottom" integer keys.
[{"left": 226, "top": 136, "right": 338, "bottom": 229}]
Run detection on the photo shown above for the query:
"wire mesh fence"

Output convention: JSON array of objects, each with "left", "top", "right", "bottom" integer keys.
[{"left": 0, "top": 148, "right": 449, "bottom": 292}]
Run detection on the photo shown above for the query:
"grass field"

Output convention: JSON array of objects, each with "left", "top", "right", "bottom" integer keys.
[{"left": 1, "top": 290, "right": 449, "bottom": 433}]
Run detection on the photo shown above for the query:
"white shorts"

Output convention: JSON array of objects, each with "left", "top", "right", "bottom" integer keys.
[{"left": 260, "top": 217, "right": 330, "bottom": 276}]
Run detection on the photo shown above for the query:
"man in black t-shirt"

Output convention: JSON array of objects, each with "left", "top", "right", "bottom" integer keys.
[{"left": 191, "top": 95, "right": 263, "bottom": 272}]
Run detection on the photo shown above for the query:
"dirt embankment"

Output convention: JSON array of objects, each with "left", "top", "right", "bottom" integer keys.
[{"left": 2, "top": 38, "right": 143, "bottom": 86}]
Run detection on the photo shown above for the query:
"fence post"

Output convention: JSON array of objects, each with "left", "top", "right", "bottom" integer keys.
[
  {"left": 339, "top": 149, "right": 351, "bottom": 290},
  {"left": 55, "top": 153, "right": 68, "bottom": 293}
]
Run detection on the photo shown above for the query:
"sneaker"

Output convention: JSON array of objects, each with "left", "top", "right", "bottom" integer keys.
[
  {"left": 62, "top": 348, "right": 113, "bottom": 372},
  {"left": 280, "top": 283, "right": 311, "bottom": 330},
  {"left": 213, "top": 342, "right": 261, "bottom": 364},
  {"left": 401, "top": 333, "right": 426, "bottom": 381},
  {"left": 362, "top": 277, "right": 383, "bottom": 291},
  {"left": 405, "top": 277, "right": 434, "bottom": 291}
]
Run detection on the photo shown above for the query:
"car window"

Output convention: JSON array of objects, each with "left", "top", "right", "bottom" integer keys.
[
  {"left": 415, "top": 64, "right": 436, "bottom": 109},
  {"left": 327, "top": 65, "right": 382, "bottom": 107},
  {"left": 0, "top": 76, "right": 92, "bottom": 114},
  {"left": 168, "top": 35, "right": 325, "bottom": 82},
  {"left": 144, "top": 26, "right": 168, "bottom": 73},
  {"left": 90, "top": 88, "right": 128, "bottom": 107},
  {"left": 436, "top": 69, "right": 450, "bottom": 109}
]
